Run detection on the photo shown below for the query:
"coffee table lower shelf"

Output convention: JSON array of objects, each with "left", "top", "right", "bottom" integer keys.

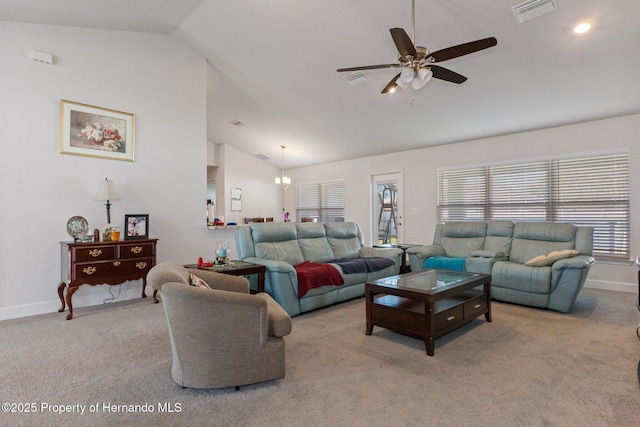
[{"left": 366, "top": 286, "right": 491, "bottom": 356}]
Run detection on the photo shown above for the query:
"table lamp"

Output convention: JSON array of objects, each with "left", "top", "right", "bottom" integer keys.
[{"left": 96, "top": 178, "right": 120, "bottom": 224}]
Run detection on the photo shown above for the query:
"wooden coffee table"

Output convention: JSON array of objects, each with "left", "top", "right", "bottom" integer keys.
[{"left": 365, "top": 269, "right": 492, "bottom": 356}]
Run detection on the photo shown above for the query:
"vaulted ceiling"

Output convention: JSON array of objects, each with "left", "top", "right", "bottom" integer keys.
[{"left": 3, "top": 0, "right": 640, "bottom": 168}]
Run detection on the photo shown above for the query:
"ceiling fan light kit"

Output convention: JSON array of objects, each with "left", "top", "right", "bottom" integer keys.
[{"left": 337, "top": 0, "right": 497, "bottom": 94}]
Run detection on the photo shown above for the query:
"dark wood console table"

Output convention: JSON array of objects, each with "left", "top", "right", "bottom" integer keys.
[{"left": 58, "top": 238, "right": 158, "bottom": 320}]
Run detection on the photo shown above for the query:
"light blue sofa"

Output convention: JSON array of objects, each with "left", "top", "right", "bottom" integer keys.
[
  {"left": 236, "top": 222, "right": 402, "bottom": 317},
  {"left": 407, "top": 221, "right": 595, "bottom": 313}
]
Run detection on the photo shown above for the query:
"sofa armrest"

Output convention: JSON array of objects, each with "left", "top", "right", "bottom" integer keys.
[
  {"left": 242, "top": 257, "right": 301, "bottom": 316},
  {"left": 551, "top": 255, "right": 595, "bottom": 275},
  {"left": 471, "top": 250, "right": 505, "bottom": 259},
  {"left": 186, "top": 268, "right": 250, "bottom": 294},
  {"left": 549, "top": 255, "right": 596, "bottom": 313},
  {"left": 243, "top": 257, "right": 296, "bottom": 274},
  {"left": 406, "top": 245, "right": 445, "bottom": 271}
]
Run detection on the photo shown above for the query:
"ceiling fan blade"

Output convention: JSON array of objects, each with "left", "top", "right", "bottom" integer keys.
[
  {"left": 430, "top": 65, "right": 467, "bottom": 84},
  {"left": 381, "top": 73, "right": 401, "bottom": 94},
  {"left": 390, "top": 28, "right": 417, "bottom": 59},
  {"left": 336, "top": 64, "right": 400, "bottom": 72},
  {"left": 429, "top": 37, "right": 497, "bottom": 62}
]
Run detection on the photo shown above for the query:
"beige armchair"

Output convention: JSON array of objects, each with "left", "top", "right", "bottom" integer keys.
[{"left": 147, "top": 261, "right": 292, "bottom": 389}]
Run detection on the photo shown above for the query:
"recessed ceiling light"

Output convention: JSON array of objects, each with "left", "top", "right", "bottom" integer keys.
[{"left": 574, "top": 22, "right": 591, "bottom": 34}]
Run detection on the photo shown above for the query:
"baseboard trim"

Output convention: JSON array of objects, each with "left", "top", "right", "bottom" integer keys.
[
  {"left": 0, "top": 284, "right": 154, "bottom": 321},
  {"left": 584, "top": 278, "right": 636, "bottom": 294}
]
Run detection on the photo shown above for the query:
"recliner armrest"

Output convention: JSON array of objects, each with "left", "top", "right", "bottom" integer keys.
[{"left": 471, "top": 250, "right": 505, "bottom": 259}]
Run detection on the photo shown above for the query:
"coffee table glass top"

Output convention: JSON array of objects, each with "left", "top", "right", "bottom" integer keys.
[{"left": 376, "top": 269, "right": 480, "bottom": 294}]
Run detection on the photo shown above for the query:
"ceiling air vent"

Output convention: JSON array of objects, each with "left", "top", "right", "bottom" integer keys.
[
  {"left": 343, "top": 71, "right": 369, "bottom": 86},
  {"left": 255, "top": 153, "right": 270, "bottom": 161},
  {"left": 511, "top": 0, "right": 558, "bottom": 24}
]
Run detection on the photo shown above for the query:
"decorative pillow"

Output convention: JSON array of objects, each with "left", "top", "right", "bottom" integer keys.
[
  {"left": 189, "top": 273, "right": 211, "bottom": 289},
  {"left": 525, "top": 249, "right": 579, "bottom": 267}
]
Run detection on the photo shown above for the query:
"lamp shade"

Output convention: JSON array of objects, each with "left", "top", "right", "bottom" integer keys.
[{"left": 96, "top": 179, "right": 120, "bottom": 201}]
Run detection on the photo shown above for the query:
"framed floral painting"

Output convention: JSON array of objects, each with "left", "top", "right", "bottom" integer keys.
[
  {"left": 124, "top": 214, "right": 149, "bottom": 240},
  {"left": 60, "top": 99, "right": 135, "bottom": 161}
]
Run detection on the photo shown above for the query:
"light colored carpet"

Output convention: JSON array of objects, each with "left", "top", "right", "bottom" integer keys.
[{"left": 1, "top": 288, "right": 639, "bottom": 427}]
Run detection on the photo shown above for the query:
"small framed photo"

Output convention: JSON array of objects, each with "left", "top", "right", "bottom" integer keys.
[
  {"left": 60, "top": 99, "right": 135, "bottom": 162},
  {"left": 124, "top": 214, "right": 149, "bottom": 240}
]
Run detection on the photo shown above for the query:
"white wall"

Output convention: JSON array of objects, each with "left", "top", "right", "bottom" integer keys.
[
  {"left": 217, "top": 144, "right": 283, "bottom": 224},
  {"left": 0, "top": 22, "right": 213, "bottom": 320},
  {"left": 288, "top": 114, "right": 640, "bottom": 293}
]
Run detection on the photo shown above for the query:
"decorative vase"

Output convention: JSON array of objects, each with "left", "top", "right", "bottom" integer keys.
[{"left": 216, "top": 241, "right": 231, "bottom": 264}]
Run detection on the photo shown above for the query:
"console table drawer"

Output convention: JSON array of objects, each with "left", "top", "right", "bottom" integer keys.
[
  {"left": 74, "top": 246, "right": 116, "bottom": 262},
  {"left": 73, "top": 259, "right": 154, "bottom": 280},
  {"left": 119, "top": 242, "right": 155, "bottom": 259},
  {"left": 73, "top": 261, "right": 117, "bottom": 280},
  {"left": 117, "top": 258, "right": 154, "bottom": 275},
  {"left": 435, "top": 305, "right": 463, "bottom": 331}
]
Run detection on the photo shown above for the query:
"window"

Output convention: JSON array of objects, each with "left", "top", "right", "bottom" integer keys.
[
  {"left": 296, "top": 180, "right": 345, "bottom": 222},
  {"left": 437, "top": 152, "right": 630, "bottom": 259}
]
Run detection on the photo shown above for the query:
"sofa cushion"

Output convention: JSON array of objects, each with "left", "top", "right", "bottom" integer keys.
[
  {"left": 509, "top": 222, "right": 576, "bottom": 264},
  {"left": 252, "top": 222, "right": 304, "bottom": 265},
  {"left": 484, "top": 221, "right": 515, "bottom": 257},
  {"left": 440, "top": 237, "right": 485, "bottom": 258},
  {"left": 525, "top": 249, "right": 579, "bottom": 267},
  {"left": 255, "top": 240, "right": 304, "bottom": 266},
  {"left": 438, "top": 221, "right": 487, "bottom": 257},
  {"left": 296, "top": 222, "right": 334, "bottom": 262},
  {"left": 325, "top": 222, "right": 363, "bottom": 259},
  {"left": 492, "top": 261, "right": 553, "bottom": 294},
  {"left": 298, "top": 238, "right": 334, "bottom": 262}
]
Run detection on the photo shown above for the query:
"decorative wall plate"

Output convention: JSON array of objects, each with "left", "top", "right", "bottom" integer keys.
[{"left": 66, "top": 216, "right": 89, "bottom": 239}]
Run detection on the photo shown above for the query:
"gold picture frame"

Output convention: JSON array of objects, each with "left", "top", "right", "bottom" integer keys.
[{"left": 60, "top": 99, "right": 135, "bottom": 161}]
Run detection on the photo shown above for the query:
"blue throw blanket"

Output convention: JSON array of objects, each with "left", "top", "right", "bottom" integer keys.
[
  {"left": 423, "top": 256, "right": 466, "bottom": 272},
  {"left": 331, "top": 257, "right": 395, "bottom": 275}
]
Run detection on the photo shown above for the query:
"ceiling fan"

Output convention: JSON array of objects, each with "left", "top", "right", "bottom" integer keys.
[{"left": 336, "top": 0, "right": 497, "bottom": 94}]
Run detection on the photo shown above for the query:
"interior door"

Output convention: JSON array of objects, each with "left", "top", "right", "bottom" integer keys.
[{"left": 371, "top": 171, "right": 403, "bottom": 245}]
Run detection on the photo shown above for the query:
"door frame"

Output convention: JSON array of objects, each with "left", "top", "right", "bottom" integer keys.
[{"left": 370, "top": 170, "right": 404, "bottom": 245}]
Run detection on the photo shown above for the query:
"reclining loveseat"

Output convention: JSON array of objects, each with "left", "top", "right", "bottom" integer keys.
[{"left": 406, "top": 221, "right": 595, "bottom": 313}]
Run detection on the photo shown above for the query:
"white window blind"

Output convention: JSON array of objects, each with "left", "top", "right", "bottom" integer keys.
[
  {"left": 296, "top": 180, "right": 345, "bottom": 222},
  {"left": 437, "top": 152, "right": 629, "bottom": 259}
]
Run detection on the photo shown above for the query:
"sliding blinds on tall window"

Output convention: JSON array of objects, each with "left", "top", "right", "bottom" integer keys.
[{"left": 437, "top": 152, "right": 629, "bottom": 259}]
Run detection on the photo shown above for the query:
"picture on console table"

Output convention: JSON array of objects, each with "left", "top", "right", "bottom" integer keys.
[
  {"left": 59, "top": 99, "right": 135, "bottom": 162},
  {"left": 124, "top": 214, "right": 149, "bottom": 240}
]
